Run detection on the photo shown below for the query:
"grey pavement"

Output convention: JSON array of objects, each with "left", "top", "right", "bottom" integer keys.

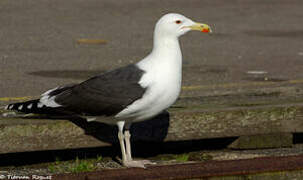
[{"left": 0, "top": 0, "right": 303, "bottom": 98}]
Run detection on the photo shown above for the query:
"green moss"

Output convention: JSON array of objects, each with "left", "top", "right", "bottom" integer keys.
[
  {"left": 68, "top": 157, "right": 96, "bottom": 173},
  {"left": 175, "top": 154, "right": 189, "bottom": 162},
  {"left": 188, "top": 152, "right": 213, "bottom": 161},
  {"left": 48, "top": 156, "right": 103, "bottom": 173},
  {"left": 153, "top": 153, "right": 189, "bottom": 162},
  {"left": 96, "top": 155, "right": 103, "bottom": 162}
]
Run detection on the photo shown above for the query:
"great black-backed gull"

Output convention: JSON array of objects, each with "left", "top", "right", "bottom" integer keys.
[{"left": 5, "top": 13, "right": 211, "bottom": 168}]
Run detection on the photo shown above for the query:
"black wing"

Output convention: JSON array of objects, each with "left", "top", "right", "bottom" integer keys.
[{"left": 54, "top": 64, "right": 146, "bottom": 116}]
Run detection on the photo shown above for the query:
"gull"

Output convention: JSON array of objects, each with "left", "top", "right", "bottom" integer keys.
[{"left": 5, "top": 13, "right": 211, "bottom": 168}]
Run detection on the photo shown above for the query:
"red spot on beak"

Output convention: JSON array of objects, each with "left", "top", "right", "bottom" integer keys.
[{"left": 202, "top": 28, "right": 210, "bottom": 33}]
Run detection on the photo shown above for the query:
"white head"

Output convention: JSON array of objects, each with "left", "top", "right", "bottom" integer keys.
[{"left": 154, "top": 13, "right": 211, "bottom": 38}]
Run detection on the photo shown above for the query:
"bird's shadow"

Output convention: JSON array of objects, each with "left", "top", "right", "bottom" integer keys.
[{"left": 27, "top": 111, "right": 170, "bottom": 144}]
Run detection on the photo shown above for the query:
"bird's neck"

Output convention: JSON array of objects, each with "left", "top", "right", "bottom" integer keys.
[
  {"left": 137, "top": 33, "right": 182, "bottom": 72},
  {"left": 151, "top": 34, "right": 182, "bottom": 59}
]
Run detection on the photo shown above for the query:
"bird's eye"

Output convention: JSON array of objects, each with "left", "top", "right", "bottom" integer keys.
[{"left": 175, "top": 20, "right": 182, "bottom": 24}]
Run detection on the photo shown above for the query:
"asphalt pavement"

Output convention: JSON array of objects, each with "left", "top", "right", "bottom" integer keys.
[{"left": 1, "top": 0, "right": 303, "bottom": 98}]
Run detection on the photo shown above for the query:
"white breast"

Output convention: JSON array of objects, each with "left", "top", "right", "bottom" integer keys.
[{"left": 115, "top": 52, "right": 182, "bottom": 122}]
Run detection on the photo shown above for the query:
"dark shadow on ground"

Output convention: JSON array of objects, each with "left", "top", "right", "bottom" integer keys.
[
  {"left": 68, "top": 111, "right": 170, "bottom": 143},
  {"left": 293, "top": 133, "right": 303, "bottom": 144}
]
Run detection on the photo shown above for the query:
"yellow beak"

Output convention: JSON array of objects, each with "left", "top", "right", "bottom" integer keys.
[{"left": 188, "top": 23, "right": 212, "bottom": 33}]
